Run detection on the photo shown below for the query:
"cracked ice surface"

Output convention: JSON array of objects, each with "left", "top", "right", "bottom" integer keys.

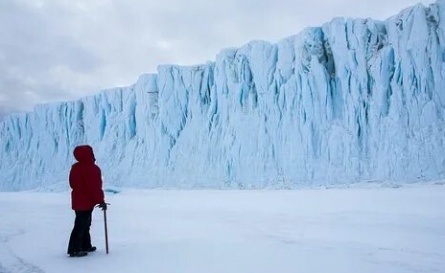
[{"left": 0, "top": 185, "right": 444, "bottom": 272}]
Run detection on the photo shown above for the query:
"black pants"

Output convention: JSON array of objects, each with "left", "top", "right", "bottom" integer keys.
[{"left": 67, "top": 210, "right": 93, "bottom": 254}]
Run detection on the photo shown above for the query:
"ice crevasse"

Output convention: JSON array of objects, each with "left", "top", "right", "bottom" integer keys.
[{"left": 1, "top": 1, "right": 445, "bottom": 190}]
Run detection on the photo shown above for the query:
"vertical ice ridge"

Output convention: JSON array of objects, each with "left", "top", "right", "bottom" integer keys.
[{"left": 0, "top": 1, "right": 444, "bottom": 190}]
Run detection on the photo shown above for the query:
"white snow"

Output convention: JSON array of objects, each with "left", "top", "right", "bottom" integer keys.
[
  {"left": 0, "top": 2, "right": 443, "bottom": 273},
  {"left": 1, "top": 1, "right": 445, "bottom": 190},
  {"left": 0, "top": 183, "right": 444, "bottom": 273}
]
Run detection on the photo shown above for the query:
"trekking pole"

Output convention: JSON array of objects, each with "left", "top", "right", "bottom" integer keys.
[
  {"left": 103, "top": 208, "right": 109, "bottom": 254},
  {"left": 97, "top": 203, "right": 110, "bottom": 254}
]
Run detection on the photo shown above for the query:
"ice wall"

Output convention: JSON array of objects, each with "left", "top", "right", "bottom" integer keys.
[{"left": 1, "top": 1, "right": 445, "bottom": 190}]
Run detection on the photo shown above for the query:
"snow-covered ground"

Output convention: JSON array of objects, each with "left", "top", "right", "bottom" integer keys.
[{"left": 0, "top": 183, "right": 444, "bottom": 273}]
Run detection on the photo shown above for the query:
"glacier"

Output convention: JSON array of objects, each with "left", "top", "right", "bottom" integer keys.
[{"left": 1, "top": 1, "right": 445, "bottom": 191}]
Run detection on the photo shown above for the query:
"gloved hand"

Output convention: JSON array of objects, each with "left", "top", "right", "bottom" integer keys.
[{"left": 97, "top": 202, "right": 108, "bottom": 211}]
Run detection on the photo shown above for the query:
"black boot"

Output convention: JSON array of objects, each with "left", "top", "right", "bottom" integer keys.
[
  {"left": 84, "top": 246, "right": 96, "bottom": 252},
  {"left": 69, "top": 251, "right": 88, "bottom": 257}
]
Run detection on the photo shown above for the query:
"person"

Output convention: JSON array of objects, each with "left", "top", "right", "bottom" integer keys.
[{"left": 67, "top": 145, "right": 107, "bottom": 257}]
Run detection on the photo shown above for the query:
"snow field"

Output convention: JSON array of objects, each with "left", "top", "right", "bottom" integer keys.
[{"left": 0, "top": 184, "right": 444, "bottom": 273}]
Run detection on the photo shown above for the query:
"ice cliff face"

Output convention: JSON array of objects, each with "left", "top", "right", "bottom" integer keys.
[{"left": 1, "top": 1, "right": 445, "bottom": 190}]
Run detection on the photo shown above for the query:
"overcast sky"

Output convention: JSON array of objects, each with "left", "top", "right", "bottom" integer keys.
[{"left": 0, "top": 0, "right": 435, "bottom": 118}]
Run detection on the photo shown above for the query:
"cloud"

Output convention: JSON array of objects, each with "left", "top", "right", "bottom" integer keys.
[
  {"left": 0, "top": 0, "right": 104, "bottom": 112},
  {"left": 0, "top": 0, "right": 435, "bottom": 115}
]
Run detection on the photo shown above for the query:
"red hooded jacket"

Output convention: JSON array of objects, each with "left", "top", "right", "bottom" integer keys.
[{"left": 69, "top": 145, "right": 105, "bottom": 210}]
